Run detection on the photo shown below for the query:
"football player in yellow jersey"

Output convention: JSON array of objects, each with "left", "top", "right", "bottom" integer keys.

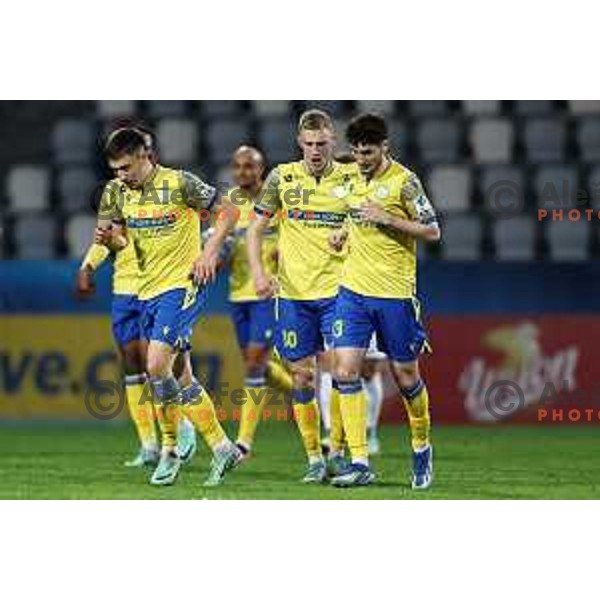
[
  {"left": 76, "top": 127, "right": 197, "bottom": 470},
  {"left": 226, "top": 146, "right": 293, "bottom": 457},
  {"left": 331, "top": 114, "right": 440, "bottom": 489},
  {"left": 95, "top": 128, "right": 241, "bottom": 487},
  {"left": 246, "top": 110, "right": 353, "bottom": 483},
  {"left": 321, "top": 153, "right": 386, "bottom": 457}
]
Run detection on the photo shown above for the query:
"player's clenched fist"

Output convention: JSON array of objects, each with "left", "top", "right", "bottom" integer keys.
[
  {"left": 359, "top": 198, "right": 392, "bottom": 225},
  {"left": 94, "top": 226, "right": 113, "bottom": 246},
  {"left": 329, "top": 229, "right": 348, "bottom": 252}
]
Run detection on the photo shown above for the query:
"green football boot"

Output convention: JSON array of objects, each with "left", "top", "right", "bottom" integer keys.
[
  {"left": 150, "top": 449, "right": 181, "bottom": 486},
  {"left": 124, "top": 446, "right": 159, "bottom": 468},
  {"left": 203, "top": 444, "right": 243, "bottom": 487}
]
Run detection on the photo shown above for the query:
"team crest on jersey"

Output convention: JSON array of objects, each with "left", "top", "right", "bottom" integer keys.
[
  {"left": 375, "top": 185, "right": 390, "bottom": 199},
  {"left": 284, "top": 174, "right": 294, "bottom": 183}
]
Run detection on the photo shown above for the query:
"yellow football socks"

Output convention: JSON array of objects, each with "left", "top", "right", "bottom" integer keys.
[
  {"left": 181, "top": 381, "right": 228, "bottom": 451},
  {"left": 266, "top": 359, "right": 294, "bottom": 394},
  {"left": 237, "top": 376, "right": 269, "bottom": 452},
  {"left": 125, "top": 374, "right": 157, "bottom": 449},
  {"left": 292, "top": 389, "right": 322, "bottom": 463},
  {"left": 155, "top": 405, "right": 178, "bottom": 451},
  {"left": 338, "top": 380, "right": 368, "bottom": 465},
  {"left": 401, "top": 379, "right": 431, "bottom": 451},
  {"left": 329, "top": 383, "right": 345, "bottom": 456},
  {"left": 149, "top": 376, "right": 182, "bottom": 451}
]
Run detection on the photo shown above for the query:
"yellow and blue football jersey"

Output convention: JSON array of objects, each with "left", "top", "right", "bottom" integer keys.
[
  {"left": 112, "top": 240, "right": 139, "bottom": 296},
  {"left": 227, "top": 186, "right": 278, "bottom": 302},
  {"left": 99, "top": 164, "right": 216, "bottom": 301},
  {"left": 253, "top": 161, "right": 355, "bottom": 301},
  {"left": 341, "top": 161, "right": 438, "bottom": 299}
]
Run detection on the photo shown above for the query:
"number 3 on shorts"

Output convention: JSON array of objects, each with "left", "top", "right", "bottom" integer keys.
[
  {"left": 182, "top": 285, "right": 198, "bottom": 310},
  {"left": 282, "top": 329, "right": 298, "bottom": 349},
  {"left": 333, "top": 319, "right": 344, "bottom": 338}
]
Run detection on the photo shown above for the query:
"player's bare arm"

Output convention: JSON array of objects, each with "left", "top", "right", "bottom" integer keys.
[
  {"left": 359, "top": 174, "right": 441, "bottom": 243},
  {"left": 78, "top": 219, "right": 126, "bottom": 299},
  {"left": 193, "top": 195, "right": 239, "bottom": 284},
  {"left": 247, "top": 216, "right": 277, "bottom": 298},
  {"left": 179, "top": 170, "right": 231, "bottom": 285},
  {"left": 247, "top": 167, "right": 280, "bottom": 298},
  {"left": 95, "top": 220, "right": 128, "bottom": 251},
  {"left": 93, "top": 181, "right": 128, "bottom": 251},
  {"left": 76, "top": 242, "right": 109, "bottom": 300}
]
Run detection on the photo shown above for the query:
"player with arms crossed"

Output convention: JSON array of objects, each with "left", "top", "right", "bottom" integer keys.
[
  {"left": 224, "top": 145, "right": 294, "bottom": 457},
  {"left": 96, "top": 128, "right": 241, "bottom": 487},
  {"left": 331, "top": 114, "right": 440, "bottom": 488},
  {"left": 76, "top": 127, "right": 196, "bottom": 469},
  {"left": 246, "top": 110, "right": 353, "bottom": 483}
]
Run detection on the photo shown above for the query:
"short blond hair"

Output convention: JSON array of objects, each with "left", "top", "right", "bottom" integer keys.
[{"left": 297, "top": 109, "right": 334, "bottom": 133}]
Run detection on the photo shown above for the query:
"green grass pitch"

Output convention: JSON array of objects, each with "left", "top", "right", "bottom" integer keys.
[{"left": 1, "top": 421, "right": 599, "bottom": 499}]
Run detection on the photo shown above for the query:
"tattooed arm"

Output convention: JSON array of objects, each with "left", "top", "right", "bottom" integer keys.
[{"left": 181, "top": 170, "right": 240, "bottom": 284}]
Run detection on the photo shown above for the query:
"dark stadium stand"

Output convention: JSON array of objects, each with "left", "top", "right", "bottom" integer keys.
[{"left": 1, "top": 100, "right": 598, "bottom": 260}]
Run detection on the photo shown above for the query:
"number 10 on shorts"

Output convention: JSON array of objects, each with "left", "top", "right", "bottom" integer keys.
[{"left": 282, "top": 329, "right": 298, "bottom": 348}]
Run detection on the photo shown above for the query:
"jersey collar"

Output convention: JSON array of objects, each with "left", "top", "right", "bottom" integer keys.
[
  {"left": 302, "top": 160, "right": 335, "bottom": 181},
  {"left": 366, "top": 157, "right": 394, "bottom": 184},
  {"left": 140, "top": 164, "right": 160, "bottom": 191}
]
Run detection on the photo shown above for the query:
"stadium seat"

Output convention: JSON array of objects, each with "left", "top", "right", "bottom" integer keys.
[
  {"left": 202, "top": 101, "right": 244, "bottom": 119},
  {"left": 304, "top": 101, "right": 348, "bottom": 117},
  {"left": 251, "top": 101, "right": 290, "bottom": 118},
  {"left": 408, "top": 101, "right": 449, "bottom": 117},
  {"left": 57, "top": 166, "right": 98, "bottom": 212},
  {"left": 335, "top": 117, "right": 351, "bottom": 148},
  {"left": 523, "top": 118, "right": 567, "bottom": 163},
  {"left": 51, "top": 118, "right": 96, "bottom": 165},
  {"left": 462, "top": 100, "right": 501, "bottom": 116},
  {"left": 427, "top": 165, "right": 472, "bottom": 212},
  {"left": 417, "top": 118, "right": 461, "bottom": 163},
  {"left": 96, "top": 100, "right": 137, "bottom": 118},
  {"left": 146, "top": 100, "right": 188, "bottom": 118},
  {"left": 546, "top": 219, "right": 591, "bottom": 261},
  {"left": 387, "top": 119, "right": 409, "bottom": 158},
  {"left": 156, "top": 118, "right": 198, "bottom": 165},
  {"left": 6, "top": 165, "right": 51, "bottom": 212},
  {"left": 440, "top": 213, "right": 483, "bottom": 260},
  {"left": 356, "top": 100, "right": 396, "bottom": 116},
  {"left": 215, "top": 165, "right": 234, "bottom": 191},
  {"left": 65, "top": 214, "right": 96, "bottom": 258},
  {"left": 256, "top": 118, "right": 297, "bottom": 165},
  {"left": 493, "top": 216, "right": 537, "bottom": 261},
  {"left": 568, "top": 101, "right": 600, "bottom": 116},
  {"left": 577, "top": 118, "right": 600, "bottom": 162},
  {"left": 470, "top": 118, "right": 514, "bottom": 164},
  {"left": 480, "top": 165, "right": 526, "bottom": 215},
  {"left": 14, "top": 212, "right": 57, "bottom": 259},
  {"left": 534, "top": 165, "right": 579, "bottom": 211},
  {"left": 513, "top": 100, "right": 555, "bottom": 116},
  {"left": 206, "top": 118, "right": 253, "bottom": 165}
]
